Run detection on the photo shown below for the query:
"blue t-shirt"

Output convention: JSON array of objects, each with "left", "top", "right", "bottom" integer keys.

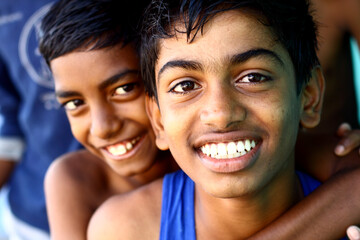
[
  {"left": 0, "top": 0, "right": 82, "bottom": 232},
  {"left": 160, "top": 170, "right": 346, "bottom": 240}
]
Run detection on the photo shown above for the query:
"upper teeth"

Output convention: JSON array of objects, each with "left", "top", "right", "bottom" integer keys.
[
  {"left": 106, "top": 136, "right": 141, "bottom": 156},
  {"left": 200, "top": 139, "right": 256, "bottom": 159}
]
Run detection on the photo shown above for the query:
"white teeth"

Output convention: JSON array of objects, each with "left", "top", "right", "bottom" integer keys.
[
  {"left": 227, "top": 142, "right": 237, "bottom": 155},
  {"left": 200, "top": 139, "right": 257, "bottom": 159},
  {"left": 245, "top": 139, "right": 251, "bottom": 151},
  {"left": 217, "top": 143, "right": 227, "bottom": 156},
  {"left": 106, "top": 136, "right": 141, "bottom": 156},
  {"left": 210, "top": 144, "right": 217, "bottom": 157},
  {"left": 131, "top": 136, "right": 140, "bottom": 145},
  {"left": 126, "top": 142, "right": 133, "bottom": 150},
  {"left": 204, "top": 144, "right": 210, "bottom": 155},
  {"left": 108, "top": 144, "right": 126, "bottom": 156},
  {"left": 237, "top": 141, "right": 245, "bottom": 152},
  {"left": 234, "top": 152, "right": 241, "bottom": 158}
]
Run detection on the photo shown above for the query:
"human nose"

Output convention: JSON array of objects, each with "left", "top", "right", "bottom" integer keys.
[
  {"left": 90, "top": 104, "right": 123, "bottom": 139},
  {"left": 199, "top": 84, "right": 246, "bottom": 129}
]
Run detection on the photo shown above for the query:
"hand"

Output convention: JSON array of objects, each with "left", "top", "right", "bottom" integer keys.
[
  {"left": 0, "top": 159, "right": 16, "bottom": 188},
  {"left": 334, "top": 123, "right": 360, "bottom": 156},
  {"left": 347, "top": 225, "right": 360, "bottom": 240}
]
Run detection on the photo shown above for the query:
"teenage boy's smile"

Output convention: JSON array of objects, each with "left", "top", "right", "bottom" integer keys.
[
  {"left": 200, "top": 139, "right": 256, "bottom": 159},
  {"left": 100, "top": 134, "right": 152, "bottom": 162},
  {"left": 197, "top": 137, "right": 259, "bottom": 173},
  {"left": 103, "top": 135, "right": 141, "bottom": 157},
  {"left": 149, "top": 10, "right": 305, "bottom": 198},
  {"left": 51, "top": 44, "right": 158, "bottom": 176}
]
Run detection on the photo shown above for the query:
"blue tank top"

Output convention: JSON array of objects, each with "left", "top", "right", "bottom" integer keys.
[{"left": 160, "top": 170, "right": 345, "bottom": 240}]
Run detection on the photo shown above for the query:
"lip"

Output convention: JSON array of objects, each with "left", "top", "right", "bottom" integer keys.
[
  {"left": 100, "top": 134, "right": 146, "bottom": 161},
  {"left": 195, "top": 137, "right": 262, "bottom": 173}
]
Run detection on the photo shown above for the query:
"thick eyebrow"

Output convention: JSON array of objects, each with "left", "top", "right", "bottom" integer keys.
[
  {"left": 157, "top": 60, "right": 203, "bottom": 81},
  {"left": 157, "top": 48, "right": 284, "bottom": 82},
  {"left": 56, "top": 70, "right": 139, "bottom": 98},
  {"left": 56, "top": 90, "right": 81, "bottom": 99},
  {"left": 230, "top": 48, "right": 284, "bottom": 67},
  {"left": 98, "top": 69, "right": 139, "bottom": 91}
]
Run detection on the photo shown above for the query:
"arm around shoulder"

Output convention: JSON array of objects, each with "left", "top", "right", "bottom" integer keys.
[{"left": 249, "top": 167, "right": 360, "bottom": 240}]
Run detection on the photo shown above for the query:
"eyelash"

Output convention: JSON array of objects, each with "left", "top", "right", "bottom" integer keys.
[
  {"left": 61, "top": 99, "right": 84, "bottom": 111},
  {"left": 61, "top": 83, "right": 140, "bottom": 111},
  {"left": 169, "top": 80, "right": 201, "bottom": 94},
  {"left": 168, "top": 72, "right": 271, "bottom": 93},
  {"left": 113, "top": 82, "right": 139, "bottom": 96},
  {"left": 236, "top": 72, "right": 272, "bottom": 84}
]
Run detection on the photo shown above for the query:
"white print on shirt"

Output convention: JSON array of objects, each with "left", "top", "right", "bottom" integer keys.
[
  {"left": 18, "top": 2, "right": 61, "bottom": 110},
  {"left": 0, "top": 12, "right": 23, "bottom": 26},
  {"left": 41, "top": 92, "right": 61, "bottom": 110},
  {"left": 19, "top": 2, "right": 54, "bottom": 89}
]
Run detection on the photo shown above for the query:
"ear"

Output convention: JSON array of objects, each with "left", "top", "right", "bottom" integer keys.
[
  {"left": 300, "top": 66, "right": 325, "bottom": 129},
  {"left": 145, "top": 96, "right": 169, "bottom": 150}
]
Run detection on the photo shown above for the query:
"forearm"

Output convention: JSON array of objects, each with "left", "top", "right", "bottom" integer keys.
[
  {"left": 249, "top": 167, "right": 360, "bottom": 240},
  {"left": 0, "top": 159, "right": 16, "bottom": 188}
]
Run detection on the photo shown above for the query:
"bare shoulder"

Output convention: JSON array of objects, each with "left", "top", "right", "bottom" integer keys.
[
  {"left": 46, "top": 150, "right": 104, "bottom": 185},
  {"left": 88, "top": 178, "right": 164, "bottom": 240},
  {"left": 44, "top": 149, "right": 108, "bottom": 207},
  {"left": 45, "top": 150, "right": 98, "bottom": 184},
  {"left": 45, "top": 150, "right": 109, "bottom": 239}
]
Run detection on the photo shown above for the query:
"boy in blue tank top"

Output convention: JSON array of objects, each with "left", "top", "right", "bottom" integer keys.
[{"left": 88, "top": 0, "right": 360, "bottom": 239}]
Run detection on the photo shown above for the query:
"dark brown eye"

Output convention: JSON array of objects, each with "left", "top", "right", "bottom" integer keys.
[
  {"left": 114, "top": 83, "right": 137, "bottom": 95},
  {"left": 62, "top": 99, "right": 84, "bottom": 110},
  {"left": 238, "top": 73, "right": 271, "bottom": 83},
  {"left": 171, "top": 81, "right": 200, "bottom": 93}
]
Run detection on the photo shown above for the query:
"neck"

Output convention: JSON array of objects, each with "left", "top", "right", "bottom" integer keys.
[
  {"left": 130, "top": 150, "right": 178, "bottom": 185},
  {"left": 195, "top": 168, "right": 302, "bottom": 240},
  {"left": 104, "top": 150, "right": 178, "bottom": 194}
]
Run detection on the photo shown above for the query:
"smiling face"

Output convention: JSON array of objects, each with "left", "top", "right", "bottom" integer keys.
[
  {"left": 147, "top": 10, "right": 323, "bottom": 198},
  {"left": 51, "top": 44, "right": 158, "bottom": 176}
]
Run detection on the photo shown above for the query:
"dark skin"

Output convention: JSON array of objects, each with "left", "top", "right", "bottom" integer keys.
[
  {"left": 88, "top": 9, "right": 360, "bottom": 240},
  {"left": 45, "top": 44, "right": 179, "bottom": 240},
  {"left": 250, "top": 0, "right": 360, "bottom": 238},
  {"left": 0, "top": 160, "right": 16, "bottom": 188},
  {"left": 249, "top": 166, "right": 360, "bottom": 240},
  {"left": 45, "top": 149, "right": 176, "bottom": 240},
  {"left": 294, "top": 0, "right": 360, "bottom": 183}
]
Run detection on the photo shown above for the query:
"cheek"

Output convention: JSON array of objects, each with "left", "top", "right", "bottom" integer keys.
[
  {"left": 120, "top": 97, "right": 152, "bottom": 127},
  {"left": 68, "top": 117, "right": 88, "bottom": 144},
  {"left": 131, "top": 108, "right": 151, "bottom": 126},
  {"left": 254, "top": 91, "right": 300, "bottom": 145},
  {"left": 267, "top": 95, "right": 300, "bottom": 150},
  {"left": 163, "top": 113, "right": 184, "bottom": 142},
  {"left": 161, "top": 106, "right": 191, "bottom": 148}
]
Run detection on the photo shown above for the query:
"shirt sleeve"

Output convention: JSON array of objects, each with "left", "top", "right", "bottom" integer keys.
[{"left": 0, "top": 54, "right": 25, "bottom": 161}]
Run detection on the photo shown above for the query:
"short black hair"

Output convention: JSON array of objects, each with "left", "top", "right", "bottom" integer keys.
[
  {"left": 140, "top": 0, "right": 319, "bottom": 100},
  {"left": 39, "top": 0, "right": 149, "bottom": 66}
]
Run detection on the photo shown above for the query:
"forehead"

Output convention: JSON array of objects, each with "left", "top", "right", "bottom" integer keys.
[
  {"left": 51, "top": 44, "right": 139, "bottom": 88},
  {"left": 155, "top": 10, "right": 292, "bottom": 78}
]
